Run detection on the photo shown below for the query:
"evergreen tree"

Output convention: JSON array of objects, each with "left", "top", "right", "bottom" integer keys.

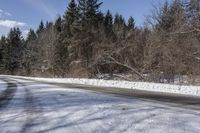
[
  {"left": 157, "top": 1, "right": 174, "bottom": 31},
  {"left": 0, "top": 36, "right": 7, "bottom": 69},
  {"left": 6, "top": 28, "right": 24, "bottom": 74},
  {"left": 170, "top": 0, "right": 186, "bottom": 30},
  {"left": 119, "top": 15, "right": 125, "bottom": 25},
  {"left": 97, "top": 11, "right": 104, "bottom": 24},
  {"left": 0, "top": 38, "right": 2, "bottom": 66},
  {"left": 63, "top": 0, "right": 79, "bottom": 37},
  {"left": 114, "top": 13, "right": 125, "bottom": 26},
  {"left": 114, "top": 13, "right": 120, "bottom": 25},
  {"left": 36, "top": 21, "right": 44, "bottom": 34},
  {"left": 78, "top": 0, "right": 103, "bottom": 25},
  {"left": 26, "top": 29, "right": 37, "bottom": 42},
  {"left": 24, "top": 29, "right": 37, "bottom": 75},
  {"left": 46, "top": 21, "right": 53, "bottom": 29},
  {"left": 64, "top": 0, "right": 79, "bottom": 25},
  {"left": 127, "top": 16, "right": 135, "bottom": 29},
  {"left": 104, "top": 10, "right": 113, "bottom": 37},
  {"left": 104, "top": 10, "right": 113, "bottom": 28},
  {"left": 157, "top": 0, "right": 185, "bottom": 31},
  {"left": 114, "top": 13, "right": 126, "bottom": 39},
  {"left": 54, "top": 16, "right": 62, "bottom": 32}
]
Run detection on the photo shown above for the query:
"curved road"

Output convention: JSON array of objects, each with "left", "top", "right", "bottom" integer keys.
[{"left": 0, "top": 77, "right": 200, "bottom": 133}]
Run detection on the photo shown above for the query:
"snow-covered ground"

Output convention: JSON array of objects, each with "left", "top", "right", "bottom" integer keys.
[
  {"left": 0, "top": 80, "right": 27, "bottom": 132},
  {"left": 0, "top": 79, "right": 7, "bottom": 93},
  {"left": 0, "top": 78, "right": 200, "bottom": 133},
  {"left": 3, "top": 75, "right": 200, "bottom": 97}
]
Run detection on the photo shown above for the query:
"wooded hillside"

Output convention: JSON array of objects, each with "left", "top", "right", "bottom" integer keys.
[{"left": 0, "top": 0, "right": 199, "bottom": 84}]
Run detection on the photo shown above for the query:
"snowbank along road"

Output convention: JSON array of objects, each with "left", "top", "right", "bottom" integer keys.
[{"left": 0, "top": 76, "right": 200, "bottom": 133}]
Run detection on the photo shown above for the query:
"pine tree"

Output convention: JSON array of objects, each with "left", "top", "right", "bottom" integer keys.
[
  {"left": 104, "top": 10, "right": 113, "bottom": 28},
  {"left": 127, "top": 16, "right": 135, "bottom": 29},
  {"left": 0, "top": 38, "right": 2, "bottom": 66},
  {"left": 24, "top": 29, "right": 37, "bottom": 75},
  {"left": 63, "top": 0, "right": 79, "bottom": 37},
  {"left": 64, "top": 0, "right": 79, "bottom": 25},
  {"left": 26, "top": 29, "right": 37, "bottom": 42},
  {"left": 54, "top": 16, "right": 62, "bottom": 33},
  {"left": 0, "top": 36, "right": 7, "bottom": 69},
  {"left": 114, "top": 13, "right": 126, "bottom": 39},
  {"left": 78, "top": 0, "right": 103, "bottom": 25},
  {"left": 114, "top": 13, "right": 125, "bottom": 26},
  {"left": 157, "top": 1, "right": 174, "bottom": 31},
  {"left": 36, "top": 21, "right": 44, "bottom": 34},
  {"left": 6, "top": 28, "right": 24, "bottom": 74},
  {"left": 157, "top": 0, "right": 185, "bottom": 31},
  {"left": 104, "top": 10, "right": 113, "bottom": 37},
  {"left": 46, "top": 21, "right": 53, "bottom": 29},
  {"left": 114, "top": 13, "right": 120, "bottom": 24},
  {"left": 169, "top": 0, "right": 186, "bottom": 30}
]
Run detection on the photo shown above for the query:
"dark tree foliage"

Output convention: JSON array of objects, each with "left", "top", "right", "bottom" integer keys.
[
  {"left": 54, "top": 16, "right": 62, "bottom": 32},
  {"left": 0, "top": 0, "right": 199, "bottom": 84},
  {"left": 4, "top": 28, "right": 24, "bottom": 74},
  {"left": 0, "top": 36, "right": 7, "bottom": 69},
  {"left": 104, "top": 10, "right": 113, "bottom": 28},
  {"left": 104, "top": 10, "right": 113, "bottom": 36},
  {"left": 114, "top": 13, "right": 125, "bottom": 26},
  {"left": 54, "top": 16, "right": 62, "bottom": 33},
  {"left": 24, "top": 29, "right": 37, "bottom": 75},
  {"left": 36, "top": 21, "right": 45, "bottom": 34},
  {"left": 158, "top": 1, "right": 174, "bottom": 31},
  {"left": 65, "top": 0, "right": 79, "bottom": 25},
  {"left": 26, "top": 29, "right": 37, "bottom": 41},
  {"left": 78, "top": 0, "right": 103, "bottom": 26},
  {"left": 63, "top": 0, "right": 79, "bottom": 37},
  {"left": 127, "top": 16, "right": 135, "bottom": 30}
]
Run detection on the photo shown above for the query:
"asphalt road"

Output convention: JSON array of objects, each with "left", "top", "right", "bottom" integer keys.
[{"left": 0, "top": 77, "right": 200, "bottom": 133}]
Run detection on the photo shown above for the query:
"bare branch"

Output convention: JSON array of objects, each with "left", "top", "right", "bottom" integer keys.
[{"left": 106, "top": 55, "right": 145, "bottom": 79}]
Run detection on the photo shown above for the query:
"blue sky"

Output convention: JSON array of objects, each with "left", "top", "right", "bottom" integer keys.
[{"left": 0, "top": 0, "right": 170, "bottom": 37}]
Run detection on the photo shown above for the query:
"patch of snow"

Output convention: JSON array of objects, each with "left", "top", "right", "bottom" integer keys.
[
  {"left": 0, "top": 79, "right": 7, "bottom": 93},
  {"left": 1, "top": 78, "right": 200, "bottom": 133},
  {"left": 2, "top": 75, "right": 200, "bottom": 97},
  {"left": 0, "top": 81, "right": 27, "bottom": 133}
]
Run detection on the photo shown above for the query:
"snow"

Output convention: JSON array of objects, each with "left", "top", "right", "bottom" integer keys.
[
  {"left": 3, "top": 75, "right": 200, "bottom": 97},
  {"left": 0, "top": 81, "right": 27, "bottom": 133},
  {"left": 1, "top": 78, "right": 200, "bottom": 133},
  {"left": 0, "top": 79, "right": 7, "bottom": 93}
]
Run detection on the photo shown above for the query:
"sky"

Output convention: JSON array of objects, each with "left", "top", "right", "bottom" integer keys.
[{"left": 0, "top": 0, "right": 170, "bottom": 37}]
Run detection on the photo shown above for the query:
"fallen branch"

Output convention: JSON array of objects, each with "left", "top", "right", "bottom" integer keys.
[
  {"left": 106, "top": 56, "right": 145, "bottom": 80},
  {"left": 112, "top": 74, "right": 132, "bottom": 81}
]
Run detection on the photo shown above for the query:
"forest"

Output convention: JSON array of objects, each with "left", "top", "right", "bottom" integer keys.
[{"left": 0, "top": 0, "right": 199, "bottom": 84}]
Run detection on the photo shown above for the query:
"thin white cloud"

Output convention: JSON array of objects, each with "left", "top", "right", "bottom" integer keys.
[
  {"left": 0, "top": 10, "right": 3, "bottom": 18},
  {"left": 4, "top": 12, "right": 12, "bottom": 17},
  {"left": 0, "top": 20, "right": 26, "bottom": 28},
  {"left": 0, "top": 9, "right": 28, "bottom": 37},
  {"left": 0, "top": 9, "right": 12, "bottom": 18}
]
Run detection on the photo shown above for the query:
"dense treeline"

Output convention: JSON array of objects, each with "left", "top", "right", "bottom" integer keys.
[{"left": 0, "top": 0, "right": 199, "bottom": 84}]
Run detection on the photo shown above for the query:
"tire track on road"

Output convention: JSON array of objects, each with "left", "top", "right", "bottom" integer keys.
[
  {"left": 0, "top": 79, "right": 17, "bottom": 108},
  {"left": 19, "top": 82, "right": 43, "bottom": 133}
]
